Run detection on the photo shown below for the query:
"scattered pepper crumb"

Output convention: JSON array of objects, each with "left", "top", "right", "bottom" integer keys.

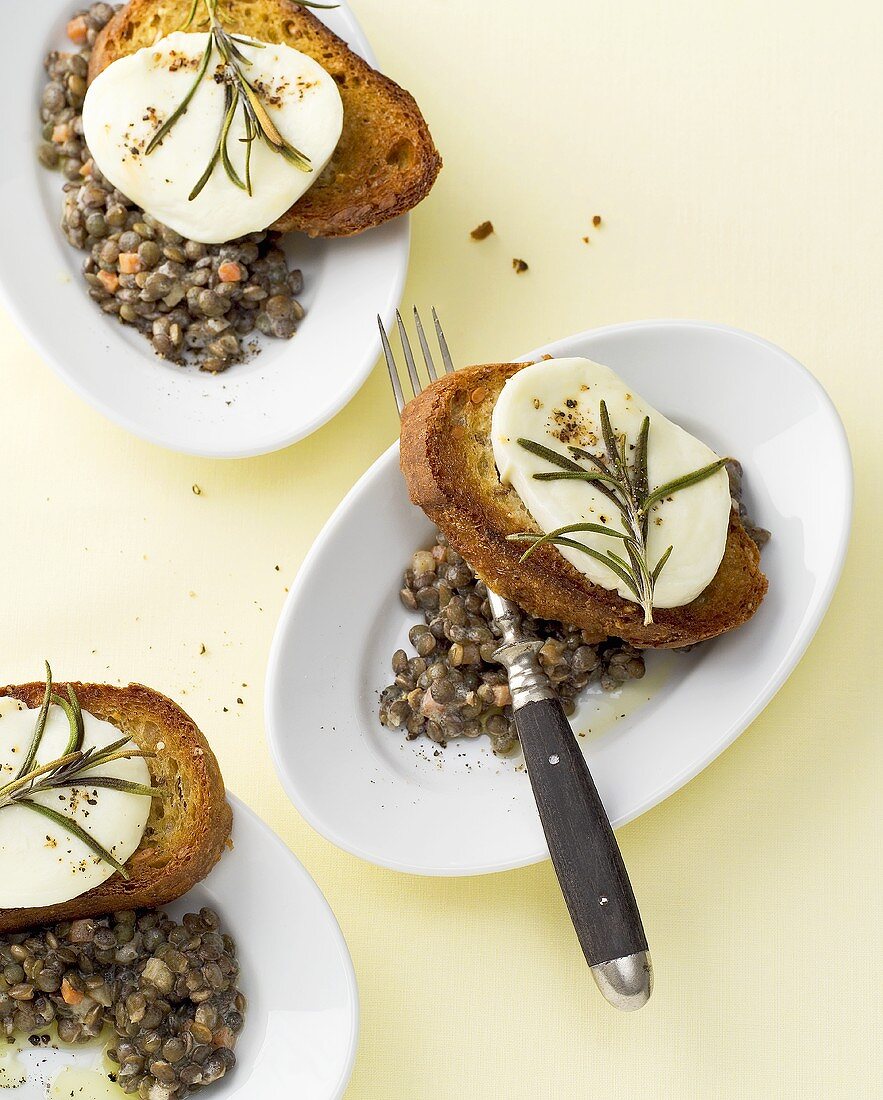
[
  {"left": 470, "top": 220, "right": 494, "bottom": 241},
  {"left": 192, "top": 484, "right": 202, "bottom": 496},
  {"left": 593, "top": 214, "right": 602, "bottom": 227},
  {"left": 512, "top": 258, "right": 529, "bottom": 274}
]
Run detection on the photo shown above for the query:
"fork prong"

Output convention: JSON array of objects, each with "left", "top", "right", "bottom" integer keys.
[
  {"left": 432, "top": 307, "right": 455, "bottom": 373},
  {"left": 395, "top": 309, "right": 423, "bottom": 398},
  {"left": 378, "top": 315, "right": 405, "bottom": 416},
  {"left": 413, "top": 307, "right": 438, "bottom": 382}
]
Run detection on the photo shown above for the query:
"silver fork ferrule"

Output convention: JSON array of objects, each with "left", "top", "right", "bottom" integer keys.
[
  {"left": 493, "top": 640, "right": 556, "bottom": 709},
  {"left": 591, "top": 951, "right": 654, "bottom": 1011}
]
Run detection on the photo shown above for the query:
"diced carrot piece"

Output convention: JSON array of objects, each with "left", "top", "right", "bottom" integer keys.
[
  {"left": 97, "top": 270, "right": 119, "bottom": 293},
  {"left": 52, "top": 123, "right": 72, "bottom": 144},
  {"left": 493, "top": 685, "right": 511, "bottom": 707},
  {"left": 61, "top": 978, "right": 84, "bottom": 1005},
  {"left": 79, "top": 158, "right": 94, "bottom": 178},
  {"left": 217, "top": 261, "right": 243, "bottom": 283},
  {"left": 118, "top": 253, "right": 141, "bottom": 274},
  {"left": 67, "top": 15, "right": 88, "bottom": 44}
]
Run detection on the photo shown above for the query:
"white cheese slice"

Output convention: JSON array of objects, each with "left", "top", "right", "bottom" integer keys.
[
  {"left": 491, "top": 357, "right": 731, "bottom": 609},
  {"left": 82, "top": 31, "right": 343, "bottom": 243},
  {"left": 0, "top": 697, "right": 152, "bottom": 908}
]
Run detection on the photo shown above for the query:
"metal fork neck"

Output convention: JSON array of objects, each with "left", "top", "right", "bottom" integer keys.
[{"left": 487, "top": 589, "right": 555, "bottom": 708}]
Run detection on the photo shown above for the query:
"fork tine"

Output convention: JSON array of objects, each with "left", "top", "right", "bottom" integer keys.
[
  {"left": 395, "top": 309, "right": 423, "bottom": 398},
  {"left": 377, "top": 315, "right": 405, "bottom": 416},
  {"left": 413, "top": 307, "right": 438, "bottom": 382},
  {"left": 432, "top": 307, "right": 455, "bottom": 373}
]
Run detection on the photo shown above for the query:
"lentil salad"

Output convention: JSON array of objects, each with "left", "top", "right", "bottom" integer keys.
[
  {"left": 379, "top": 531, "right": 647, "bottom": 755},
  {"left": 0, "top": 906, "right": 245, "bottom": 1097},
  {"left": 379, "top": 464, "right": 769, "bottom": 754}
]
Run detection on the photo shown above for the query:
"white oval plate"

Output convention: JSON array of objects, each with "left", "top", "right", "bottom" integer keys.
[
  {"left": 265, "top": 320, "right": 852, "bottom": 875},
  {"left": 5, "top": 794, "right": 359, "bottom": 1099},
  {"left": 0, "top": 3, "right": 408, "bottom": 458}
]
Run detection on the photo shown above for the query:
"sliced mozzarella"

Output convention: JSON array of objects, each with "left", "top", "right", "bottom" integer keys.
[
  {"left": 491, "top": 358, "right": 731, "bottom": 608},
  {"left": 82, "top": 31, "right": 343, "bottom": 243},
  {"left": 0, "top": 697, "right": 152, "bottom": 908}
]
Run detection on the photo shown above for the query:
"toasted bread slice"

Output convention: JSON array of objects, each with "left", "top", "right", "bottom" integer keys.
[
  {"left": 400, "top": 362, "right": 768, "bottom": 649},
  {"left": 0, "top": 682, "right": 231, "bottom": 934},
  {"left": 88, "top": 0, "right": 442, "bottom": 237}
]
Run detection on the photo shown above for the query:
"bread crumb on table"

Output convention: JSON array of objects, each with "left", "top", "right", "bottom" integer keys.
[
  {"left": 512, "top": 258, "right": 529, "bottom": 273},
  {"left": 470, "top": 220, "right": 494, "bottom": 240}
]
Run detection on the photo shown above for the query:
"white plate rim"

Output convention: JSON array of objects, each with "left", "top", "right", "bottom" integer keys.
[
  {"left": 264, "top": 318, "right": 853, "bottom": 875},
  {"left": 224, "top": 793, "right": 360, "bottom": 1098},
  {"left": 0, "top": 1, "right": 410, "bottom": 460}
]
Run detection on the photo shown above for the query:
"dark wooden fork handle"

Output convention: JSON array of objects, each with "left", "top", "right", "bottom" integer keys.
[{"left": 514, "top": 696, "right": 652, "bottom": 1007}]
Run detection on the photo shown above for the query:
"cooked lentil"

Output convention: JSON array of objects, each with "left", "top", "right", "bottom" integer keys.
[
  {"left": 379, "top": 531, "right": 647, "bottom": 754},
  {"left": 727, "top": 459, "right": 771, "bottom": 550},
  {"left": 379, "top": 466, "right": 769, "bottom": 753},
  {"left": 38, "top": 4, "right": 306, "bottom": 373},
  {"left": 0, "top": 907, "right": 245, "bottom": 1096}
]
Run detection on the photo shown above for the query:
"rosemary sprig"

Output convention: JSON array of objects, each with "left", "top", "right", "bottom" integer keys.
[
  {"left": 508, "top": 403, "right": 729, "bottom": 625},
  {"left": 146, "top": 0, "right": 334, "bottom": 199},
  {"left": 0, "top": 666, "right": 159, "bottom": 880}
]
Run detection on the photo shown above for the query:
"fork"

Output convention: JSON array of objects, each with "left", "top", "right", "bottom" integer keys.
[{"left": 380, "top": 308, "right": 653, "bottom": 1011}]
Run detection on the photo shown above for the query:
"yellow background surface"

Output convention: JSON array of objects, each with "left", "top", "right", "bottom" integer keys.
[{"left": 1, "top": 0, "right": 880, "bottom": 1096}]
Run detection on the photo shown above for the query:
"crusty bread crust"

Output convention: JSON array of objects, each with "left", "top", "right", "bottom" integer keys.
[
  {"left": 0, "top": 682, "right": 231, "bottom": 934},
  {"left": 400, "top": 362, "right": 768, "bottom": 649},
  {"left": 88, "top": 0, "right": 442, "bottom": 237}
]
